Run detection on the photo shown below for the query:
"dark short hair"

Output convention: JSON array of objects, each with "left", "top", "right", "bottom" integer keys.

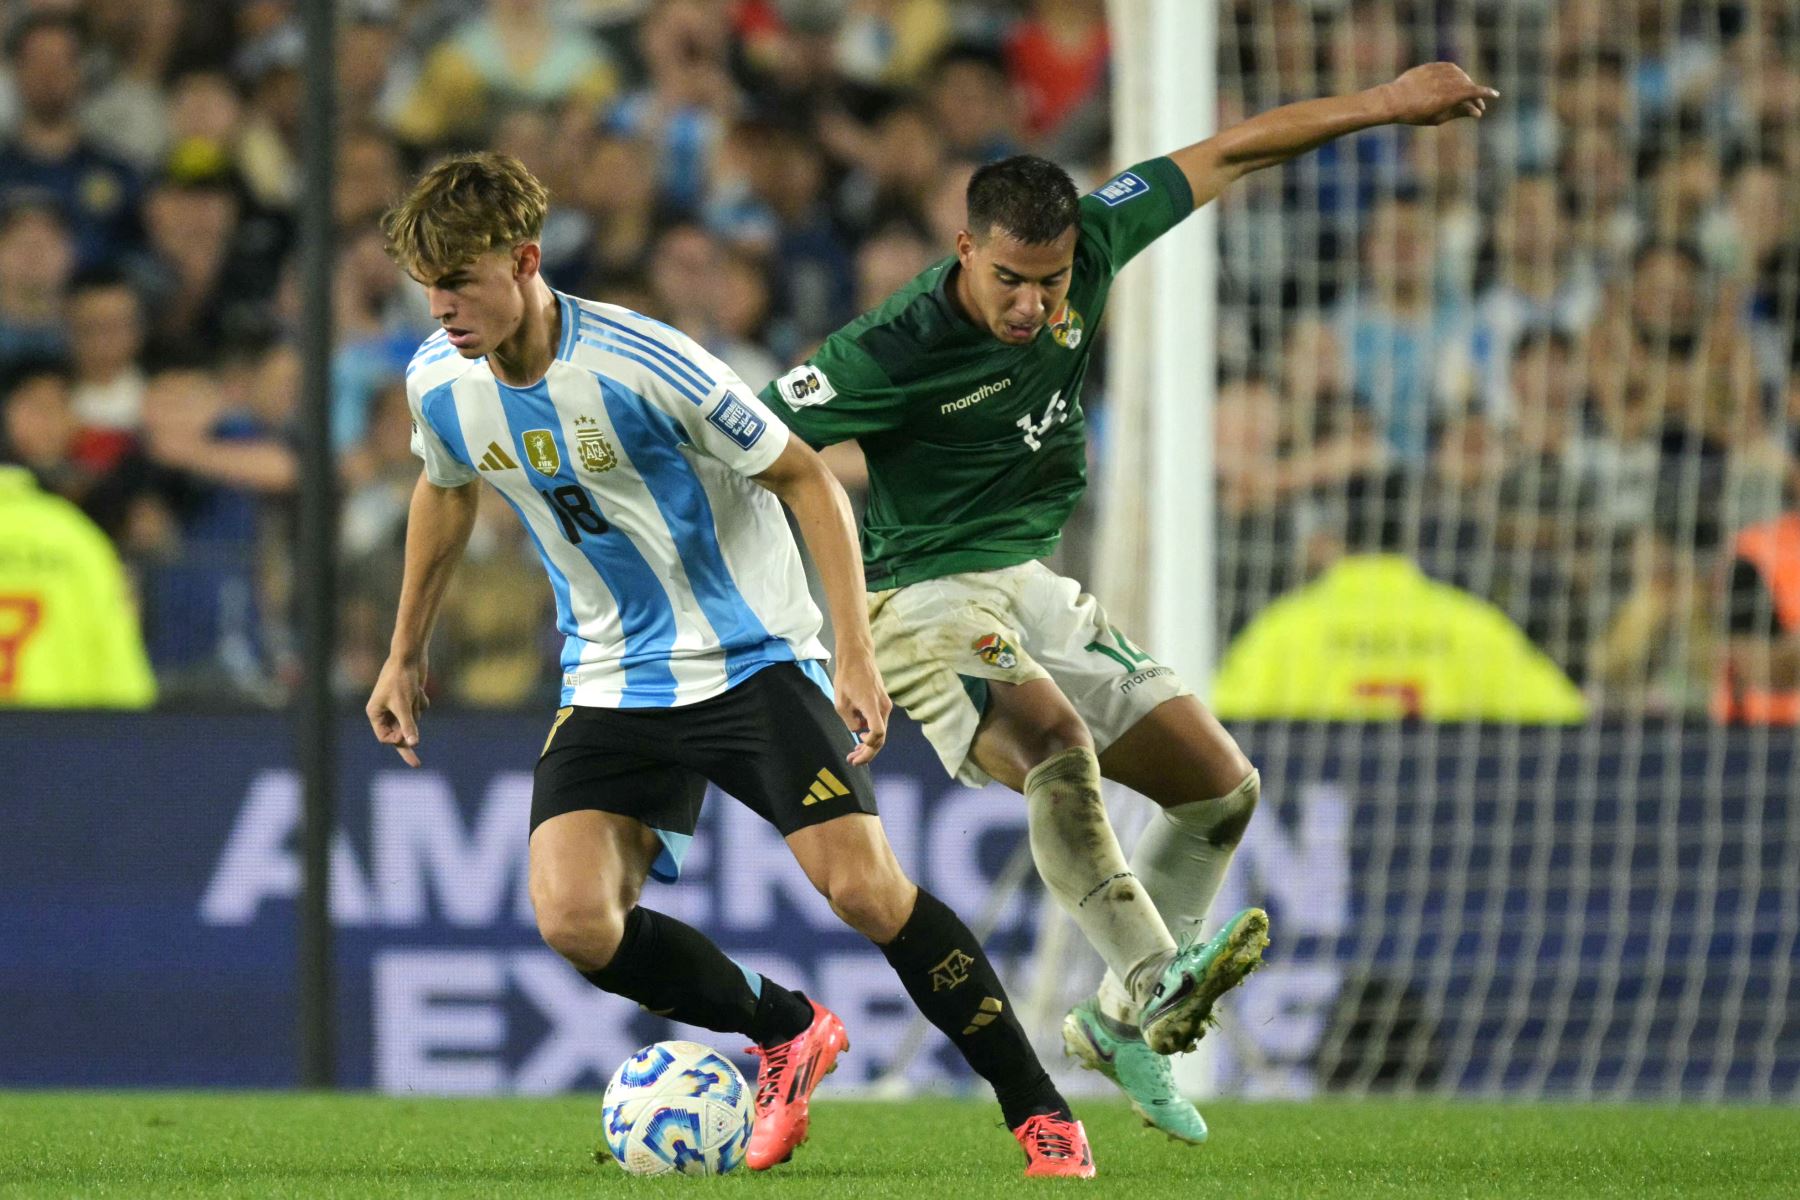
[
  {"left": 4, "top": 359, "right": 75, "bottom": 396},
  {"left": 1384, "top": 182, "right": 1427, "bottom": 208},
  {"left": 1556, "top": 45, "right": 1627, "bottom": 78},
  {"left": 0, "top": 194, "right": 67, "bottom": 233},
  {"left": 966, "top": 156, "right": 1079, "bottom": 245},
  {"left": 1512, "top": 326, "right": 1575, "bottom": 360},
  {"left": 1340, "top": 468, "right": 1417, "bottom": 555},
  {"left": 7, "top": 13, "right": 81, "bottom": 61},
  {"left": 1631, "top": 238, "right": 1704, "bottom": 275},
  {"left": 932, "top": 42, "right": 1007, "bottom": 82},
  {"left": 69, "top": 266, "right": 136, "bottom": 294}
]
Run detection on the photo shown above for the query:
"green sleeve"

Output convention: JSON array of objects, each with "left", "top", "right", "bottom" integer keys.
[
  {"left": 1078, "top": 156, "right": 1196, "bottom": 275},
  {"left": 759, "top": 335, "right": 908, "bottom": 449}
]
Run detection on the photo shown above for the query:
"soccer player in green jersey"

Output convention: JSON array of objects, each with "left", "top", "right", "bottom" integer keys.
[{"left": 761, "top": 62, "right": 1497, "bottom": 1141}]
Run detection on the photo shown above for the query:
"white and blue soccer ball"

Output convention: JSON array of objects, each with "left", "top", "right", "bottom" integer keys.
[{"left": 601, "top": 1040, "right": 753, "bottom": 1176}]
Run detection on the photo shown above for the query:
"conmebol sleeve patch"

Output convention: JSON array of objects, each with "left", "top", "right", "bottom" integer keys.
[{"left": 1092, "top": 171, "right": 1150, "bottom": 207}]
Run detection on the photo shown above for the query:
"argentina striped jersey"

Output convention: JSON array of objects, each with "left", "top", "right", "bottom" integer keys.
[{"left": 405, "top": 292, "right": 827, "bottom": 708}]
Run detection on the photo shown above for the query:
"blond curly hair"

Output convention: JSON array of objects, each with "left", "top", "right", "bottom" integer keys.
[{"left": 380, "top": 151, "right": 548, "bottom": 279}]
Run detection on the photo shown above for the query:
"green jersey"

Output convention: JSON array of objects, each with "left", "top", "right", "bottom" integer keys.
[{"left": 760, "top": 156, "right": 1195, "bottom": 590}]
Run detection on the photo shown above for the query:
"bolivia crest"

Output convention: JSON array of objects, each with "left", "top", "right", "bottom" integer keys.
[
  {"left": 973, "top": 633, "right": 1018, "bottom": 670},
  {"left": 1048, "top": 301, "right": 1084, "bottom": 349}
]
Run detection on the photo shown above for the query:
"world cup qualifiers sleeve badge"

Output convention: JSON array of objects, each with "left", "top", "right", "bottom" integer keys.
[{"left": 973, "top": 633, "right": 1018, "bottom": 670}]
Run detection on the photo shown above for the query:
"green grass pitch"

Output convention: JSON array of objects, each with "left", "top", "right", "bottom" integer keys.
[{"left": 2, "top": 1093, "right": 1796, "bottom": 1198}]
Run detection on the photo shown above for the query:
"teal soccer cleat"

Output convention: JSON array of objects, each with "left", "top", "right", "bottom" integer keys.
[
  {"left": 1062, "top": 998, "right": 1208, "bottom": 1144},
  {"left": 1137, "top": 907, "right": 1270, "bottom": 1056}
]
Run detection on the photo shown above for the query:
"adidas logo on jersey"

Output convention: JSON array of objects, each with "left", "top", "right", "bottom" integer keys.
[
  {"left": 476, "top": 442, "right": 518, "bottom": 471},
  {"left": 801, "top": 767, "right": 851, "bottom": 806}
]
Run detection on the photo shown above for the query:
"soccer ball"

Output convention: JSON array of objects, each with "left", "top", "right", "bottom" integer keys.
[{"left": 601, "top": 1040, "right": 753, "bottom": 1176}]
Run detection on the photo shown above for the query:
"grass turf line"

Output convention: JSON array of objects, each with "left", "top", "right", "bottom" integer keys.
[{"left": 1, "top": 1093, "right": 1796, "bottom": 1199}]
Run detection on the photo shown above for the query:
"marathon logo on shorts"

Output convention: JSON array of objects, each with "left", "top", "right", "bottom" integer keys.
[
  {"left": 1120, "top": 665, "right": 1174, "bottom": 695},
  {"left": 1092, "top": 170, "right": 1150, "bottom": 207},
  {"left": 706, "top": 392, "right": 766, "bottom": 450},
  {"left": 973, "top": 633, "right": 1017, "bottom": 670},
  {"left": 776, "top": 363, "right": 837, "bottom": 408}
]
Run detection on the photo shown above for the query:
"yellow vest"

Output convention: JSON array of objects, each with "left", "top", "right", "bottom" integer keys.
[
  {"left": 1212, "top": 555, "right": 1586, "bottom": 723},
  {"left": 0, "top": 467, "right": 156, "bottom": 708}
]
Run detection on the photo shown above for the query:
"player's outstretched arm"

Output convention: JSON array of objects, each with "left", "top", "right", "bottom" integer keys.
[
  {"left": 753, "top": 438, "right": 892, "bottom": 766},
  {"left": 1172, "top": 62, "right": 1498, "bottom": 210},
  {"left": 366, "top": 473, "right": 480, "bottom": 767}
]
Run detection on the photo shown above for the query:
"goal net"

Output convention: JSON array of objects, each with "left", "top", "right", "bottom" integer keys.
[{"left": 1072, "top": 0, "right": 1800, "bottom": 1101}]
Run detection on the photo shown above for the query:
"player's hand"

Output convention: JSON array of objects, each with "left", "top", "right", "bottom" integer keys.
[
  {"left": 1378, "top": 62, "right": 1499, "bottom": 126},
  {"left": 367, "top": 655, "right": 430, "bottom": 767},
  {"left": 832, "top": 648, "right": 891, "bottom": 767}
]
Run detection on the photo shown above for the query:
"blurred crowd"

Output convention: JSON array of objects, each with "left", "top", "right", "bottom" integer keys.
[
  {"left": 1214, "top": 0, "right": 1800, "bottom": 718},
  {"left": 0, "top": 0, "right": 1795, "bottom": 719}
]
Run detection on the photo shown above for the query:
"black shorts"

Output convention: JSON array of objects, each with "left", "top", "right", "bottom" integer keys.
[{"left": 531, "top": 661, "right": 879, "bottom": 882}]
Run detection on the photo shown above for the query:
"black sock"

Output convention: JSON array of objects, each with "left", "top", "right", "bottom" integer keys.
[
  {"left": 878, "top": 888, "right": 1070, "bottom": 1128},
  {"left": 580, "top": 907, "right": 813, "bottom": 1047}
]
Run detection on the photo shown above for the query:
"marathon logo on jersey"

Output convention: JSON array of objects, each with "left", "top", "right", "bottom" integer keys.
[
  {"left": 972, "top": 633, "right": 1018, "bottom": 670},
  {"left": 571, "top": 415, "right": 617, "bottom": 473},
  {"left": 1048, "top": 302, "right": 1084, "bottom": 350},
  {"left": 1093, "top": 170, "right": 1150, "bottom": 207},
  {"left": 940, "top": 377, "right": 1012, "bottom": 414},
  {"left": 707, "top": 392, "right": 766, "bottom": 450},
  {"left": 776, "top": 364, "right": 836, "bottom": 409},
  {"left": 522, "top": 429, "right": 560, "bottom": 476}
]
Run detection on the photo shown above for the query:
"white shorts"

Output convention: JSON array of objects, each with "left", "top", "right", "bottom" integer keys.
[{"left": 868, "top": 561, "right": 1192, "bottom": 786}]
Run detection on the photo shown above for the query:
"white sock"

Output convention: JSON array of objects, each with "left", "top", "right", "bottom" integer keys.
[
  {"left": 1096, "top": 770, "right": 1261, "bottom": 1027},
  {"left": 1025, "top": 746, "right": 1177, "bottom": 1001}
]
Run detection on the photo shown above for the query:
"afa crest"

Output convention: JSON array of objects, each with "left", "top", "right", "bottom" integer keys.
[
  {"left": 973, "top": 633, "right": 1018, "bottom": 670},
  {"left": 1048, "top": 301, "right": 1084, "bottom": 349},
  {"left": 573, "top": 414, "right": 618, "bottom": 473},
  {"left": 929, "top": 948, "right": 975, "bottom": 991},
  {"left": 523, "top": 429, "right": 560, "bottom": 476}
]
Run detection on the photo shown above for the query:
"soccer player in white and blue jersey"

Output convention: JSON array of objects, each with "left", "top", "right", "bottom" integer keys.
[{"left": 365, "top": 154, "right": 1085, "bottom": 1177}]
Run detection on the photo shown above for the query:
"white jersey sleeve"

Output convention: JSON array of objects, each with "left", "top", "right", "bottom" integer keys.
[
  {"left": 406, "top": 369, "right": 479, "bottom": 487},
  {"left": 583, "top": 305, "right": 791, "bottom": 477},
  {"left": 683, "top": 376, "right": 792, "bottom": 478}
]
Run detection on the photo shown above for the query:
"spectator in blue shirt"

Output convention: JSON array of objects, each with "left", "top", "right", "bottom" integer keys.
[
  {"left": 0, "top": 200, "right": 73, "bottom": 380},
  {"left": 1332, "top": 191, "right": 1475, "bottom": 462},
  {"left": 0, "top": 14, "right": 143, "bottom": 273},
  {"left": 605, "top": 0, "right": 739, "bottom": 215},
  {"left": 135, "top": 348, "right": 297, "bottom": 699}
]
